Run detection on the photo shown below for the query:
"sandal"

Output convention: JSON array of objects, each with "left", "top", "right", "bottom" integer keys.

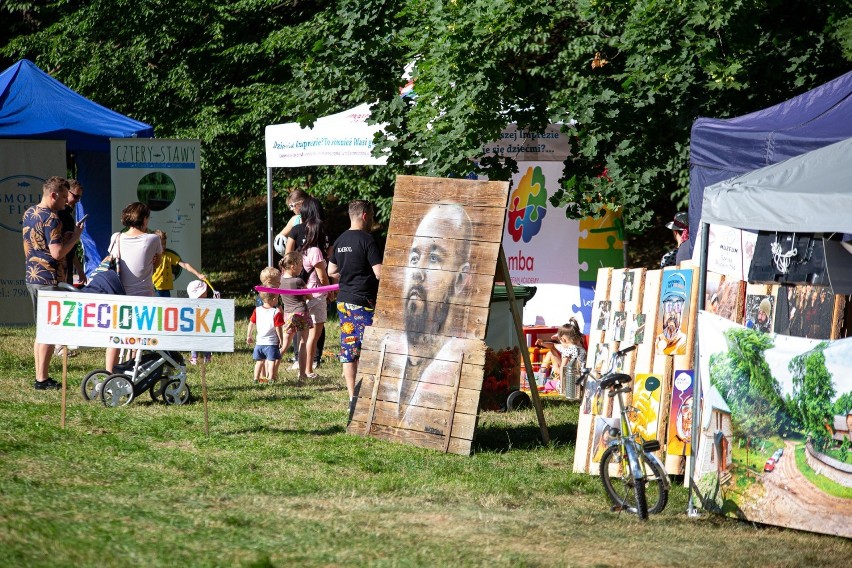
[{"left": 305, "top": 372, "right": 319, "bottom": 380}]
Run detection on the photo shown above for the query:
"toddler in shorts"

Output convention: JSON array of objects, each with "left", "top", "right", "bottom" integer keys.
[
  {"left": 278, "top": 252, "right": 311, "bottom": 380},
  {"left": 246, "top": 291, "right": 285, "bottom": 384}
]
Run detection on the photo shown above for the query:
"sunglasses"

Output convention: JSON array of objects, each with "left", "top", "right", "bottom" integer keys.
[{"left": 69, "top": 191, "right": 81, "bottom": 200}]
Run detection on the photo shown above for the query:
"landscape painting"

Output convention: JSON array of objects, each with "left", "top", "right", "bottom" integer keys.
[{"left": 694, "top": 311, "right": 852, "bottom": 538}]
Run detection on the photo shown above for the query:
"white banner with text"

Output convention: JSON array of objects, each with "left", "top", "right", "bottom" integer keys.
[{"left": 36, "top": 290, "right": 235, "bottom": 351}]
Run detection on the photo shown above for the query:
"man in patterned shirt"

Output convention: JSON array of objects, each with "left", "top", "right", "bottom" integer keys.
[{"left": 22, "top": 176, "right": 84, "bottom": 390}]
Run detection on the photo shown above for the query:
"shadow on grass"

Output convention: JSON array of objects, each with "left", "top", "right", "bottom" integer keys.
[
  {"left": 223, "top": 424, "right": 346, "bottom": 436},
  {"left": 473, "top": 420, "right": 578, "bottom": 453}
]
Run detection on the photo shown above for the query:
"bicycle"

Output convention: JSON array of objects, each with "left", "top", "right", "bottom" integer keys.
[{"left": 577, "top": 344, "right": 670, "bottom": 520}]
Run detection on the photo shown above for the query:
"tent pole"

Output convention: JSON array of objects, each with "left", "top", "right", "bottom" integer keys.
[
  {"left": 687, "top": 220, "right": 709, "bottom": 518},
  {"left": 266, "top": 167, "right": 274, "bottom": 267}
]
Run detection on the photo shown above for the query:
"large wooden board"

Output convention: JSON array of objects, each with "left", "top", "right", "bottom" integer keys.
[
  {"left": 573, "top": 267, "right": 611, "bottom": 474},
  {"left": 348, "top": 176, "right": 510, "bottom": 455}
]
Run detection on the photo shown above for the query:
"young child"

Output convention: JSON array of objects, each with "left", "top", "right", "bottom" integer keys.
[
  {"left": 535, "top": 318, "right": 587, "bottom": 393},
  {"left": 277, "top": 252, "right": 312, "bottom": 380},
  {"left": 153, "top": 230, "right": 206, "bottom": 297},
  {"left": 187, "top": 279, "right": 214, "bottom": 365},
  {"left": 246, "top": 291, "right": 285, "bottom": 384}
]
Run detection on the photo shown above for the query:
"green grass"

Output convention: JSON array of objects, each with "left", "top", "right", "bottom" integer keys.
[
  {"left": 794, "top": 444, "right": 852, "bottom": 499},
  {"left": 1, "top": 304, "right": 851, "bottom": 566}
]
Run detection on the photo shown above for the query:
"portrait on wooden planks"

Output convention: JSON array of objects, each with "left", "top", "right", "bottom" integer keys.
[{"left": 347, "top": 176, "right": 510, "bottom": 455}]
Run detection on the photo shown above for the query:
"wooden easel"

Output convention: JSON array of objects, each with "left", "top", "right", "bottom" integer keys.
[{"left": 497, "top": 247, "right": 550, "bottom": 444}]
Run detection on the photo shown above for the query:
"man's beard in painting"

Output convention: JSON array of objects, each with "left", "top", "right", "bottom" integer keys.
[
  {"left": 663, "top": 312, "right": 682, "bottom": 342},
  {"left": 404, "top": 282, "right": 451, "bottom": 343}
]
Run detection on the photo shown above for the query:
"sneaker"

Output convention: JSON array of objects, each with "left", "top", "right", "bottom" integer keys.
[
  {"left": 204, "top": 354, "right": 212, "bottom": 364},
  {"left": 34, "top": 378, "right": 61, "bottom": 390},
  {"left": 190, "top": 357, "right": 197, "bottom": 365},
  {"left": 313, "top": 359, "right": 322, "bottom": 369},
  {"left": 290, "top": 362, "right": 300, "bottom": 371}
]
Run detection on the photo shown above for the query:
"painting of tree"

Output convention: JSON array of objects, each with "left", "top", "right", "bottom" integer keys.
[
  {"left": 709, "top": 328, "right": 787, "bottom": 474},
  {"left": 789, "top": 343, "right": 836, "bottom": 451}
]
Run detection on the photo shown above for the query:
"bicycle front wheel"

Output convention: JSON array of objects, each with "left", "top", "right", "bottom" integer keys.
[{"left": 600, "top": 444, "right": 657, "bottom": 520}]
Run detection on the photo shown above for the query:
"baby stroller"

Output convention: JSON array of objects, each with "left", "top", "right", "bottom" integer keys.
[{"left": 62, "top": 271, "right": 192, "bottom": 407}]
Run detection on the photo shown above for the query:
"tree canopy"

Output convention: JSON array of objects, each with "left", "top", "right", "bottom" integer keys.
[
  {"left": 2, "top": 0, "right": 850, "bottom": 230},
  {"left": 789, "top": 342, "right": 836, "bottom": 449}
]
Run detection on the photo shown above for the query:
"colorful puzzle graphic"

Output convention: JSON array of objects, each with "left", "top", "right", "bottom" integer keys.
[
  {"left": 573, "top": 209, "right": 625, "bottom": 333},
  {"left": 507, "top": 166, "right": 547, "bottom": 243}
]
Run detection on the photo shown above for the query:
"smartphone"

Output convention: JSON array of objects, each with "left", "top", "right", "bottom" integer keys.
[{"left": 77, "top": 213, "right": 89, "bottom": 224}]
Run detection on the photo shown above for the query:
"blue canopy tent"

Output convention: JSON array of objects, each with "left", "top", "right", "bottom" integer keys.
[
  {"left": 687, "top": 69, "right": 852, "bottom": 254},
  {"left": 0, "top": 59, "right": 154, "bottom": 273}
]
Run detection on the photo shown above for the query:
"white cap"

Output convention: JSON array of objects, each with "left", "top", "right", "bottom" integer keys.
[{"left": 187, "top": 279, "right": 208, "bottom": 299}]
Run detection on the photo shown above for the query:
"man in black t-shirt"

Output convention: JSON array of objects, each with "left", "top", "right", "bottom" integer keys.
[{"left": 328, "top": 200, "right": 383, "bottom": 405}]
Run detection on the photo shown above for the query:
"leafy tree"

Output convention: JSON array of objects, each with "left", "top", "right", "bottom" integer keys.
[
  {"left": 789, "top": 342, "right": 836, "bottom": 451},
  {"left": 840, "top": 436, "right": 850, "bottom": 463},
  {"left": 2, "top": 1, "right": 850, "bottom": 233},
  {"left": 709, "top": 328, "right": 786, "bottom": 474},
  {"left": 833, "top": 391, "right": 852, "bottom": 415}
]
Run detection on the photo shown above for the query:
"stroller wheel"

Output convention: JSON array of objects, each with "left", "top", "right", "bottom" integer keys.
[
  {"left": 161, "top": 379, "right": 191, "bottom": 406},
  {"left": 149, "top": 378, "right": 169, "bottom": 403},
  {"left": 101, "top": 374, "right": 135, "bottom": 407},
  {"left": 81, "top": 369, "right": 111, "bottom": 401}
]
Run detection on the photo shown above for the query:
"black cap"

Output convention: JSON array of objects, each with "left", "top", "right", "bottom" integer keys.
[{"left": 665, "top": 212, "right": 688, "bottom": 231}]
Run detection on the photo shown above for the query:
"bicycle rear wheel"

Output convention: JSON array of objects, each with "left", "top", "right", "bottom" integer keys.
[{"left": 600, "top": 445, "right": 649, "bottom": 519}]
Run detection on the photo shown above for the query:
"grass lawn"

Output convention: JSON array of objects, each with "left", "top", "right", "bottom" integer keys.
[
  {"left": 794, "top": 444, "right": 852, "bottom": 500},
  {"left": 1, "top": 306, "right": 851, "bottom": 567}
]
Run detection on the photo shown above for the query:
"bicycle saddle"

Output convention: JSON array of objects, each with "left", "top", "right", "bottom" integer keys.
[{"left": 600, "top": 372, "right": 632, "bottom": 390}]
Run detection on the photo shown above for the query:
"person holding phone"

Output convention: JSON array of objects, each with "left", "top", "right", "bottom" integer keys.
[
  {"left": 57, "top": 179, "right": 88, "bottom": 287},
  {"left": 22, "top": 176, "right": 83, "bottom": 389}
]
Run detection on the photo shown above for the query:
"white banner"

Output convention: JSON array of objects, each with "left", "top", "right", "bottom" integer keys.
[
  {"left": 480, "top": 123, "right": 570, "bottom": 162},
  {"left": 36, "top": 290, "right": 235, "bottom": 351},
  {"left": 702, "top": 223, "right": 758, "bottom": 280},
  {"left": 502, "top": 161, "right": 582, "bottom": 327},
  {"left": 0, "top": 139, "right": 67, "bottom": 325},
  {"left": 265, "top": 103, "right": 388, "bottom": 167},
  {"left": 110, "top": 139, "right": 202, "bottom": 296}
]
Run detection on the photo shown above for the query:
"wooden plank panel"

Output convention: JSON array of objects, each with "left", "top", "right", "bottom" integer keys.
[
  {"left": 383, "top": 234, "right": 500, "bottom": 275},
  {"left": 361, "top": 326, "right": 487, "bottom": 366},
  {"left": 358, "top": 352, "right": 485, "bottom": 391},
  {"left": 393, "top": 175, "right": 510, "bottom": 208},
  {"left": 373, "top": 299, "right": 489, "bottom": 340},
  {"left": 347, "top": 421, "right": 473, "bottom": 455},
  {"left": 574, "top": 267, "right": 611, "bottom": 474},
  {"left": 376, "top": 266, "right": 494, "bottom": 309},
  {"left": 351, "top": 399, "right": 477, "bottom": 440},
  {"left": 356, "top": 374, "right": 480, "bottom": 416},
  {"left": 387, "top": 202, "right": 506, "bottom": 244},
  {"left": 634, "top": 269, "right": 662, "bottom": 375},
  {"left": 674, "top": 267, "right": 699, "bottom": 371}
]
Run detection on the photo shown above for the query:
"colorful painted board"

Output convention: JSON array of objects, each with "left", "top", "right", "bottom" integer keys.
[
  {"left": 695, "top": 312, "right": 852, "bottom": 539},
  {"left": 655, "top": 269, "right": 694, "bottom": 356},
  {"left": 773, "top": 285, "right": 845, "bottom": 339},
  {"left": 347, "top": 176, "right": 510, "bottom": 455}
]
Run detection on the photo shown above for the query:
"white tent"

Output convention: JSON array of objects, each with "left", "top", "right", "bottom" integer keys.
[
  {"left": 701, "top": 136, "right": 852, "bottom": 233},
  {"left": 263, "top": 103, "right": 387, "bottom": 264}
]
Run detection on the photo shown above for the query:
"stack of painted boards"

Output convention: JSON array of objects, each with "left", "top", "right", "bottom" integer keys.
[{"left": 574, "top": 265, "right": 847, "bottom": 477}]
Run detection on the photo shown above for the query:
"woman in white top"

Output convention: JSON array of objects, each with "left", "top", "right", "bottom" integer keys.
[{"left": 105, "top": 201, "right": 162, "bottom": 371}]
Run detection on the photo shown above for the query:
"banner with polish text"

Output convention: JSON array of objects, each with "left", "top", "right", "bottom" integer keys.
[{"left": 36, "top": 290, "right": 235, "bottom": 352}]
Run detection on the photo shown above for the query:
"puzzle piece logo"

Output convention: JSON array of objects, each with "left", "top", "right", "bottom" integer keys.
[{"left": 508, "top": 166, "right": 547, "bottom": 243}]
